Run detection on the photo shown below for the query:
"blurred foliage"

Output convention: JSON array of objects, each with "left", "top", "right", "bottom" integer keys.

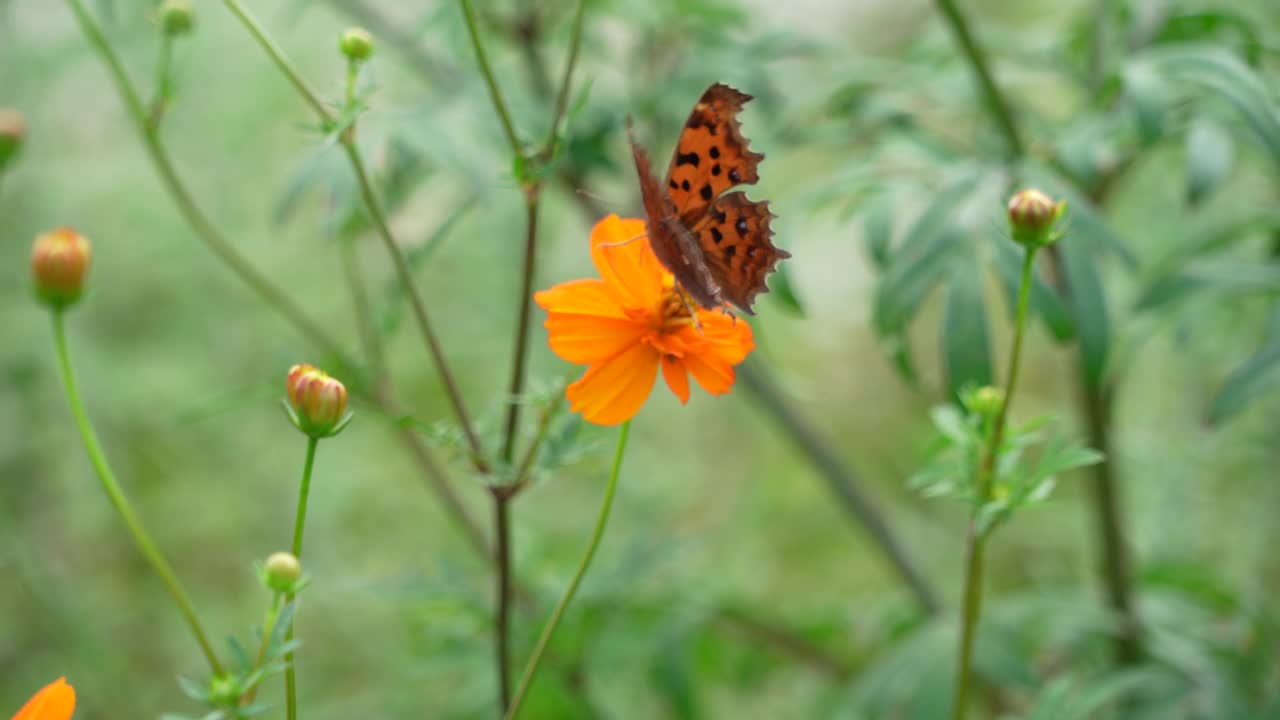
[{"left": 2, "top": 0, "right": 1279, "bottom": 718}]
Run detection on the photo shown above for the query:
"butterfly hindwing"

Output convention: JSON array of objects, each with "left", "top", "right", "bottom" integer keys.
[{"left": 689, "top": 192, "right": 789, "bottom": 314}]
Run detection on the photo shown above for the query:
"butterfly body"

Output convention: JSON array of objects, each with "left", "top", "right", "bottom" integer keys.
[{"left": 628, "top": 83, "right": 790, "bottom": 315}]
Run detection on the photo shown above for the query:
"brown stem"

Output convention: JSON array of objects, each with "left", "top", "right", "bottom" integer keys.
[
  {"left": 736, "top": 358, "right": 941, "bottom": 615},
  {"left": 1044, "top": 246, "right": 1143, "bottom": 664},
  {"left": 493, "top": 489, "right": 515, "bottom": 711},
  {"left": 500, "top": 191, "right": 542, "bottom": 464},
  {"left": 715, "top": 607, "right": 852, "bottom": 679}
]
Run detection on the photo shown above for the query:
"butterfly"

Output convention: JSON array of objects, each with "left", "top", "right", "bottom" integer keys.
[{"left": 628, "top": 83, "right": 790, "bottom": 315}]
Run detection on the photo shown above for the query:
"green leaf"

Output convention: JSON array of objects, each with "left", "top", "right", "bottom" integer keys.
[
  {"left": 942, "top": 255, "right": 992, "bottom": 399},
  {"left": 1142, "top": 46, "right": 1280, "bottom": 167},
  {"left": 873, "top": 225, "right": 963, "bottom": 336},
  {"left": 1057, "top": 241, "right": 1111, "bottom": 387},
  {"left": 993, "top": 241, "right": 1076, "bottom": 342},
  {"left": 1185, "top": 117, "right": 1235, "bottom": 206},
  {"left": 1207, "top": 303, "right": 1280, "bottom": 426},
  {"left": 862, "top": 194, "right": 894, "bottom": 269},
  {"left": 1124, "top": 63, "right": 1173, "bottom": 144}
]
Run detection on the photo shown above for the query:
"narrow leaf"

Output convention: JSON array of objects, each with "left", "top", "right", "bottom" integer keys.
[
  {"left": 942, "top": 255, "right": 993, "bottom": 398},
  {"left": 1186, "top": 117, "right": 1235, "bottom": 205}
]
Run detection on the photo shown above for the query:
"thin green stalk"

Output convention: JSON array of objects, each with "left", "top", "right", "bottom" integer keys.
[
  {"left": 62, "top": 0, "right": 350, "bottom": 366},
  {"left": 221, "top": 0, "right": 490, "bottom": 471},
  {"left": 541, "top": 0, "right": 587, "bottom": 157},
  {"left": 283, "top": 436, "right": 319, "bottom": 720},
  {"left": 493, "top": 490, "right": 515, "bottom": 710},
  {"left": 149, "top": 33, "right": 173, "bottom": 128},
  {"left": 457, "top": 0, "right": 523, "bottom": 158},
  {"left": 931, "top": 0, "right": 1025, "bottom": 159},
  {"left": 239, "top": 592, "right": 283, "bottom": 705},
  {"left": 951, "top": 247, "right": 1036, "bottom": 720},
  {"left": 50, "top": 310, "right": 223, "bottom": 675},
  {"left": 504, "top": 420, "right": 630, "bottom": 720},
  {"left": 65, "top": 0, "right": 489, "bottom": 561}
]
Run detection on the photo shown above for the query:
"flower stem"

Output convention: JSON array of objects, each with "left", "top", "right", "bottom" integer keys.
[
  {"left": 493, "top": 489, "right": 514, "bottom": 710},
  {"left": 64, "top": 0, "right": 488, "bottom": 560},
  {"left": 149, "top": 33, "right": 173, "bottom": 129},
  {"left": 49, "top": 310, "right": 224, "bottom": 675},
  {"left": 457, "top": 0, "right": 523, "bottom": 158},
  {"left": 283, "top": 435, "right": 319, "bottom": 720},
  {"left": 62, "top": 0, "right": 351, "bottom": 366},
  {"left": 951, "top": 246, "right": 1036, "bottom": 720},
  {"left": 505, "top": 420, "right": 631, "bottom": 720},
  {"left": 221, "top": 0, "right": 491, "bottom": 472},
  {"left": 239, "top": 592, "right": 283, "bottom": 705},
  {"left": 930, "top": 0, "right": 1024, "bottom": 159}
]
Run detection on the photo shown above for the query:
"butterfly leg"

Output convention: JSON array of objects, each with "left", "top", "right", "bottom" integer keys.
[
  {"left": 674, "top": 283, "right": 704, "bottom": 333},
  {"left": 597, "top": 232, "right": 648, "bottom": 249}
]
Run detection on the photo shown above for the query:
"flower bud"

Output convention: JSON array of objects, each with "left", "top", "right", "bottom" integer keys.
[
  {"left": 264, "top": 551, "right": 302, "bottom": 593},
  {"left": 964, "top": 385, "right": 1004, "bottom": 418},
  {"left": 208, "top": 673, "right": 239, "bottom": 705},
  {"left": 285, "top": 364, "right": 351, "bottom": 438},
  {"left": 0, "top": 109, "right": 24, "bottom": 172},
  {"left": 1007, "top": 188, "right": 1066, "bottom": 248},
  {"left": 31, "top": 227, "right": 91, "bottom": 310},
  {"left": 159, "top": 0, "right": 195, "bottom": 36},
  {"left": 339, "top": 27, "right": 374, "bottom": 62}
]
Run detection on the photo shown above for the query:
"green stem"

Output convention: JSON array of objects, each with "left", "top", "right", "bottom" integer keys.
[
  {"left": 149, "top": 33, "right": 173, "bottom": 129},
  {"left": 221, "top": 0, "right": 490, "bottom": 471},
  {"left": 951, "top": 247, "right": 1036, "bottom": 720},
  {"left": 504, "top": 420, "right": 631, "bottom": 720},
  {"left": 457, "top": 0, "right": 523, "bottom": 158},
  {"left": 239, "top": 592, "right": 283, "bottom": 705},
  {"left": 931, "top": 0, "right": 1025, "bottom": 159},
  {"left": 541, "top": 0, "right": 586, "bottom": 156},
  {"left": 49, "top": 310, "right": 223, "bottom": 675},
  {"left": 284, "top": 436, "right": 319, "bottom": 720},
  {"left": 65, "top": 0, "right": 488, "bottom": 561},
  {"left": 63, "top": 0, "right": 351, "bottom": 365}
]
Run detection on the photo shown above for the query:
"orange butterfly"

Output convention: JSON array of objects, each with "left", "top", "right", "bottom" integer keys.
[{"left": 628, "top": 83, "right": 790, "bottom": 315}]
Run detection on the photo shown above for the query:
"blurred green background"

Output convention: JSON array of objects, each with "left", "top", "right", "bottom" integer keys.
[{"left": 2, "top": 0, "right": 1279, "bottom": 718}]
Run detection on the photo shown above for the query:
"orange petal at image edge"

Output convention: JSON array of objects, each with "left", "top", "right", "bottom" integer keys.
[
  {"left": 566, "top": 342, "right": 660, "bottom": 426},
  {"left": 12, "top": 677, "right": 75, "bottom": 720}
]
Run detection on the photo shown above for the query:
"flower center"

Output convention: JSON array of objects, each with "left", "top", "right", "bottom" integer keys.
[{"left": 654, "top": 282, "right": 696, "bottom": 334}]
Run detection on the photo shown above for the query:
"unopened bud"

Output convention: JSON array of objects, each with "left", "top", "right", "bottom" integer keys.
[
  {"left": 285, "top": 364, "right": 351, "bottom": 438},
  {"left": 264, "top": 551, "right": 302, "bottom": 593},
  {"left": 1007, "top": 188, "right": 1066, "bottom": 248},
  {"left": 0, "top": 109, "right": 24, "bottom": 172},
  {"left": 339, "top": 27, "right": 374, "bottom": 62},
  {"left": 158, "top": 0, "right": 194, "bottom": 36},
  {"left": 32, "top": 227, "right": 91, "bottom": 310},
  {"left": 965, "top": 385, "right": 1004, "bottom": 418}
]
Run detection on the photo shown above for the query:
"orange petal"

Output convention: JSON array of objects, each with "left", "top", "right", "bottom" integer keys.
[
  {"left": 661, "top": 354, "right": 690, "bottom": 404},
  {"left": 13, "top": 677, "right": 75, "bottom": 720},
  {"left": 566, "top": 342, "right": 660, "bottom": 426},
  {"left": 684, "top": 310, "right": 755, "bottom": 365},
  {"left": 589, "top": 215, "right": 666, "bottom": 310},
  {"left": 535, "top": 278, "right": 626, "bottom": 319},
  {"left": 545, "top": 313, "right": 648, "bottom": 365},
  {"left": 683, "top": 350, "right": 737, "bottom": 396}
]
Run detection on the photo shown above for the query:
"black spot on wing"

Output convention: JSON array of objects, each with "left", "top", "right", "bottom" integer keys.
[
  {"left": 711, "top": 164, "right": 722, "bottom": 176},
  {"left": 709, "top": 146, "right": 721, "bottom": 159},
  {"left": 700, "top": 184, "right": 713, "bottom": 201},
  {"left": 681, "top": 179, "right": 691, "bottom": 192},
  {"left": 669, "top": 179, "right": 678, "bottom": 190},
  {"left": 675, "top": 151, "right": 700, "bottom": 168},
  {"left": 729, "top": 168, "right": 741, "bottom": 184},
  {"left": 735, "top": 218, "right": 747, "bottom": 237},
  {"left": 725, "top": 245, "right": 737, "bottom": 259},
  {"left": 710, "top": 226, "right": 723, "bottom": 244}
]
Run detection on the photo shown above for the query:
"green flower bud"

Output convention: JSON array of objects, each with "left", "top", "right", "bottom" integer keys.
[
  {"left": 339, "top": 27, "right": 374, "bottom": 62},
  {"left": 158, "top": 0, "right": 195, "bottom": 36},
  {"left": 285, "top": 364, "right": 352, "bottom": 438},
  {"left": 1007, "top": 188, "right": 1066, "bottom": 249},
  {"left": 964, "top": 385, "right": 1004, "bottom": 418},
  {"left": 264, "top": 551, "right": 302, "bottom": 593},
  {"left": 208, "top": 673, "right": 239, "bottom": 705},
  {"left": 31, "top": 227, "right": 91, "bottom": 310},
  {"left": 0, "top": 109, "right": 25, "bottom": 172}
]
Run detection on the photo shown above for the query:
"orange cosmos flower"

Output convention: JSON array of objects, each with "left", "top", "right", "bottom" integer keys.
[
  {"left": 12, "top": 677, "right": 75, "bottom": 720},
  {"left": 535, "top": 214, "right": 755, "bottom": 425}
]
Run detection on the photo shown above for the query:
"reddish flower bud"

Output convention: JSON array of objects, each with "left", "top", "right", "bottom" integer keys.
[
  {"left": 31, "top": 227, "right": 91, "bottom": 310},
  {"left": 1007, "top": 188, "right": 1066, "bottom": 248},
  {"left": 285, "top": 364, "right": 351, "bottom": 438},
  {"left": 0, "top": 108, "right": 24, "bottom": 172}
]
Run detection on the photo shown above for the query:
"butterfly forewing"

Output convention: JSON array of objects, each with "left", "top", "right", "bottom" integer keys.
[
  {"left": 629, "top": 82, "right": 787, "bottom": 314},
  {"left": 664, "top": 84, "right": 765, "bottom": 219}
]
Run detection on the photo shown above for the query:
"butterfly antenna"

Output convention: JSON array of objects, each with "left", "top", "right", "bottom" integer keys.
[{"left": 597, "top": 231, "right": 649, "bottom": 249}]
